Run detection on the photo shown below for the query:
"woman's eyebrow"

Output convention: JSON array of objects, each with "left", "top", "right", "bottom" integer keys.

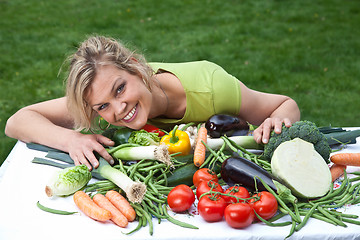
[{"left": 91, "top": 78, "right": 124, "bottom": 108}]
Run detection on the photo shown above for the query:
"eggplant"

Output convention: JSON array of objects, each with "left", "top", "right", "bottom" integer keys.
[
  {"left": 221, "top": 156, "right": 278, "bottom": 192},
  {"left": 205, "top": 114, "right": 249, "bottom": 138}
]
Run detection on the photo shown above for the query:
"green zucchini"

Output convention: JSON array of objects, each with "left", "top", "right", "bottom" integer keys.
[{"left": 166, "top": 160, "right": 221, "bottom": 187}]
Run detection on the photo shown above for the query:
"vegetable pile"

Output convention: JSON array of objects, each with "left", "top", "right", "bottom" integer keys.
[{"left": 28, "top": 116, "right": 360, "bottom": 238}]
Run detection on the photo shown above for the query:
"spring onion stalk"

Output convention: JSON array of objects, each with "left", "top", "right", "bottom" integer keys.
[
  {"left": 112, "top": 144, "right": 173, "bottom": 167},
  {"left": 206, "top": 136, "right": 263, "bottom": 150},
  {"left": 93, "top": 158, "right": 146, "bottom": 203}
]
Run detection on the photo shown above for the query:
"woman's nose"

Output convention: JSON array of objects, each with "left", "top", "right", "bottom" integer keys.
[{"left": 114, "top": 101, "right": 126, "bottom": 118}]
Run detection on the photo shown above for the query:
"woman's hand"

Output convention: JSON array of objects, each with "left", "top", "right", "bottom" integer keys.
[
  {"left": 67, "top": 132, "right": 115, "bottom": 170},
  {"left": 253, "top": 117, "right": 292, "bottom": 144}
]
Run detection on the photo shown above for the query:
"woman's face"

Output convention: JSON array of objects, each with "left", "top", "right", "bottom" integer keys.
[{"left": 86, "top": 64, "right": 152, "bottom": 129}]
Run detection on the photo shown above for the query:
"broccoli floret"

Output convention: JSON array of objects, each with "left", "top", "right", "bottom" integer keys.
[
  {"left": 314, "top": 138, "right": 331, "bottom": 162},
  {"left": 263, "top": 120, "right": 331, "bottom": 163}
]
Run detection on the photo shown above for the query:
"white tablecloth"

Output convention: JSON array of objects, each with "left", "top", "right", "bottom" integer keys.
[{"left": 1, "top": 135, "right": 360, "bottom": 240}]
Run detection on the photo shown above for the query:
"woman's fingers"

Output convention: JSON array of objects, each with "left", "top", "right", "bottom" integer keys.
[
  {"left": 68, "top": 134, "right": 115, "bottom": 170},
  {"left": 253, "top": 117, "right": 294, "bottom": 144}
]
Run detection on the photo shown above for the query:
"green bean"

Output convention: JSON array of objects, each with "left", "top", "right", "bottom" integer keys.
[
  {"left": 133, "top": 203, "right": 154, "bottom": 235},
  {"left": 349, "top": 176, "right": 360, "bottom": 182},
  {"left": 162, "top": 204, "right": 199, "bottom": 229},
  {"left": 133, "top": 172, "right": 146, "bottom": 181},
  {"left": 313, "top": 176, "right": 348, "bottom": 203},
  {"left": 329, "top": 209, "right": 359, "bottom": 219},
  {"left": 322, "top": 194, "right": 353, "bottom": 208},
  {"left": 295, "top": 202, "right": 319, "bottom": 232},
  {"left": 145, "top": 192, "right": 166, "bottom": 204},
  {"left": 317, "top": 206, "right": 347, "bottom": 227},
  {"left": 256, "top": 177, "right": 301, "bottom": 223},
  {"left": 145, "top": 203, "right": 165, "bottom": 220},
  {"left": 267, "top": 212, "right": 288, "bottom": 223},
  {"left": 139, "top": 163, "right": 167, "bottom": 172},
  {"left": 285, "top": 220, "right": 296, "bottom": 239},
  {"left": 298, "top": 210, "right": 338, "bottom": 226},
  {"left": 124, "top": 216, "right": 143, "bottom": 235},
  {"left": 223, "top": 135, "right": 254, "bottom": 156},
  {"left": 142, "top": 215, "right": 148, "bottom": 227},
  {"left": 254, "top": 211, "right": 292, "bottom": 227},
  {"left": 348, "top": 181, "right": 360, "bottom": 193},
  {"left": 292, "top": 202, "right": 301, "bottom": 224},
  {"left": 148, "top": 181, "right": 162, "bottom": 196},
  {"left": 349, "top": 187, "right": 360, "bottom": 204},
  {"left": 341, "top": 217, "right": 360, "bottom": 225},
  {"left": 221, "top": 136, "right": 238, "bottom": 153},
  {"left": 116, "top": 158, "right": 126, "bottom": 173},
  {"left": 129, "top": 159, "right": 152, "bottom": 178},
  {"left": 36, "top": 201, "right": 77, "bottom": 215},
  {"left": 144, "top": 170, "right": 154, "bottom": 185}
]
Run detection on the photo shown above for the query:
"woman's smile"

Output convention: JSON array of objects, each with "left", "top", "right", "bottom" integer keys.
[{"left": 122, "top": 104, "right": 138, "bottom": 122}]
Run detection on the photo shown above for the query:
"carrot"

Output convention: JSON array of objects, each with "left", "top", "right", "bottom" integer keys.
[
  {"left": 330, "top": 164, "right": 347, "bottom": 182},
  {"left": 330, "top": 153, "right": 360, "bottom": 166},
  {"left": 73, "top": 191, "right": 111, "bottom": 222},
  {"left": 194, "top": 126, "right": 207, "bottom": 167},
  {"left": 105, "top": 190, "right": 136, "bottom": 222},
  {"left": 93, "top": 193, "right": 128, "bottom": 228}
]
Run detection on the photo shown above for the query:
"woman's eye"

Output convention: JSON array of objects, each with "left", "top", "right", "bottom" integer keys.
[
  {"left": 98, "top": 103, "right": 108, "bottom": 111},
  {"left": 116, "top": 83, "right": 125, "bottom": 94}
]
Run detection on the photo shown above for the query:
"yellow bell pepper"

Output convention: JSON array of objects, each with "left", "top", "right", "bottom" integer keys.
[{"left": 160, "top": 126, "right": 191, "bottom": 156}]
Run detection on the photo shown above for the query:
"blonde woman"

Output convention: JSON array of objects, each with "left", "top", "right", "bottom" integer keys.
[{"left": 5, "top": 36, "right": 300, "bottom": 170}]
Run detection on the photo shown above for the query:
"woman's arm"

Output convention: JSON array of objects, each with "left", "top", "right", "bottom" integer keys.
[
  {"left": 237, "top": 82, "right": 301, "bottom": 144},
  {"left": 5, "top": 97, "right": 114, "bottom": 169}
]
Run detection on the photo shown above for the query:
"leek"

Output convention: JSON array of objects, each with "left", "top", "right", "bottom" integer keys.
[
  {"left": 206, "top": 136, "right": 263, "bottom": 150},
  {"left": 93, "top": 158, "right": 147, "bottom": 203},
  {"left": 111, "top": 144, "right": 173, "bottom": 167}
]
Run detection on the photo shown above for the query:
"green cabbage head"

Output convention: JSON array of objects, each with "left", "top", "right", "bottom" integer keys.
[{"left": 45, "top": 165, "right": 92, "bottom": 197}]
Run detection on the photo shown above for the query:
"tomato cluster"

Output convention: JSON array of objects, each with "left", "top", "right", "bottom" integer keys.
[
  {"left": 193, "top": 168, "right": 279, "bottom": 229},
  {"left": 166, "top": 168, "right": 279, "bottom": 229}
]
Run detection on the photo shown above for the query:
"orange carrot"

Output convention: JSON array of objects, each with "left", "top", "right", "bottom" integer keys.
[
  {"left": 194, "top": 126, "right": 208, "bottom": 167},
  {"left": 105, "top": 190, "right": 136, "bottom": 222},
  {"left": 330, "top": 153, "right": 360, "bottom": 166},
  {"left": 93, "top": 193, "right": 128, "bottom": 227},
  {"left": 73, "top": 191, "right": 111, "bottom": 222},
  {"left": 330, "top": 164, "right": 347, "bottom": 182}
]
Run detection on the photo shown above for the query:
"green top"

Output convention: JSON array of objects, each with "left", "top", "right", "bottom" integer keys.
[{"left": 148, "top": 61, "right": 242, "bottom": 129}]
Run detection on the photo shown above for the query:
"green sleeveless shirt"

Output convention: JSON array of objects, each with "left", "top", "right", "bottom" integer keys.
[{"left": 148, "top": 61, "right": 241, "bottom": 129}]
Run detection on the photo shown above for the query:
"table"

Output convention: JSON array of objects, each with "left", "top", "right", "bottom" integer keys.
[{"left": 1, "top": 135, "right": 360, "bottom": 240}]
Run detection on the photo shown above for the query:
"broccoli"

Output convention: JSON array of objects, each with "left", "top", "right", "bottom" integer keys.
[{"left": 264, "top": 120, "right": 331, "bottom": 163}]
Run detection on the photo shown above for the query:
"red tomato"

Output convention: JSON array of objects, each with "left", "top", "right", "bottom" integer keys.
[
  {"left": 193, "top": 168, "right": 218, "bottom": 187},
  {"left": 167, "top": 184, "right": 195, "bottom": 213},
  {"left": 141, "top": 124, "right": 165, "bottom": 137},
  {"left": 198, "top": 195, "right": 227, "bottom": 222},
  {"left": 223, "top": 186, "right": 250, "bottom": 204},
  {"left": 248, "top": 191, "right": 278, "bottom": 220},
  {"left": 224, "top": 202, "right": 255, "bottom": 229},
  {"left": 196, "top": 180, "right": 223, "bottom": 200}
]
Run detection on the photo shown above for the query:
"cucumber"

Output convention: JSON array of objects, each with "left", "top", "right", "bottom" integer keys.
[
  {"left": 166, "top": 163, "right": 199, "bottom": 187},
  {"left": 166, "top": 158, "right": 221, "bottom": 187}
]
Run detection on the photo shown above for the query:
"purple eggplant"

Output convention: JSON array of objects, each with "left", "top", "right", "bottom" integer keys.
[
  {"left": 205, "top": 114, "right": 249, "bottom": 138},
  {"left": 221, "top": 156, "right": 278, "bottom": 192}
]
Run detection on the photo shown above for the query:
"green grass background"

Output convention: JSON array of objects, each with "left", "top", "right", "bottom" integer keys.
[{"left": 1, "top": 0, "right": 359, "bottom": 165}]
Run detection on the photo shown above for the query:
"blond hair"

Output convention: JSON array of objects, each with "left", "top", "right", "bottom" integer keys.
[{"left": 65, "top": 36, "right": 153, "bottom": 131}]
